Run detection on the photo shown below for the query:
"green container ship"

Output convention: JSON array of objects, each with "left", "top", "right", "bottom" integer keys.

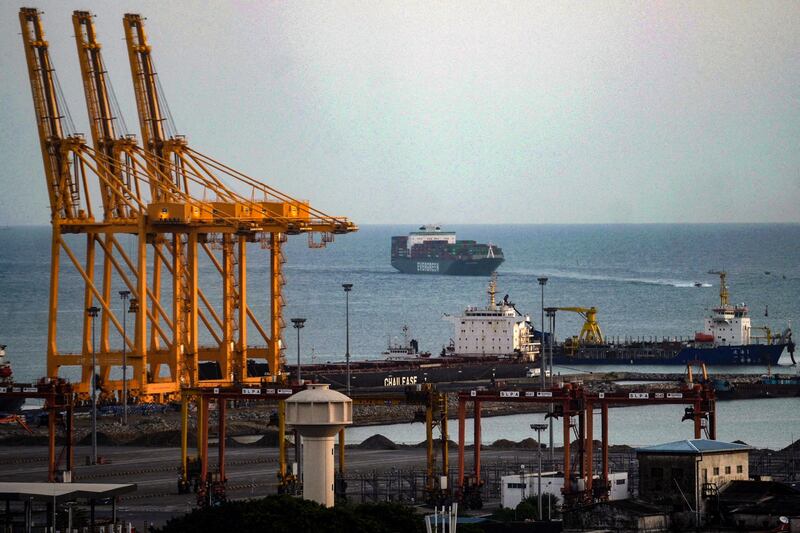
[{"left": 390, "top": 225, "right": 504, "bottom": 276}]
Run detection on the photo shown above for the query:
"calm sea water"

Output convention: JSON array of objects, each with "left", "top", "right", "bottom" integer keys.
[
  {"left": 345, "top": 398, "right": 800, "bottom": 450},
  {"left": 0, "top": 224, "right": 798, "bottom": 382}
]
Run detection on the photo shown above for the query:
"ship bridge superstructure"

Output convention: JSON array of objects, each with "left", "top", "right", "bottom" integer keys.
[
  {"left": 702, "top": 272, "right": 752, "bottom": 346},
  {"left": 407, "top": 225, "right": 456, "bottom": 249},
  {"left": 444, "top": 276, "right": 538, "bottom": 360}
]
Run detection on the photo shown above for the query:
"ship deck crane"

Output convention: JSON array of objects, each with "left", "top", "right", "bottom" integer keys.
[{"left": 551, "top": 307, "right": 604, "bottom": 345}]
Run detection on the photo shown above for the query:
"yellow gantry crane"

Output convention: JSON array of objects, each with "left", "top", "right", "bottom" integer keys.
[
  {"left": 554, "top": 307, "right": 604, "bottom": 345},
  {"left": 20, "top": 8, "right": 356, "bottom": 402}
]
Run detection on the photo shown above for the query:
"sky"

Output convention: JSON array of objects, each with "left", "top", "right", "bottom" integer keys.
[{"left": 1, "top": 1, "right": 799, "bottom": 225}]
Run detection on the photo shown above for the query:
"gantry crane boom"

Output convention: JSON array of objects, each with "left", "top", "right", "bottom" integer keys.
[
  {"left": 20, "top": 8, "right": 357, "bottom": 403},
  {"left": 19, "top": 8, "right": 85, "bottom": 222},
  {"left": 72, "top": 10, "right": 138, "bottom": 220},
  {"left": 122, "top": 13, "right": 178, "bottom": 200},
  {"left": 554, "top": 307, "right": 604, "bottom": 344}
]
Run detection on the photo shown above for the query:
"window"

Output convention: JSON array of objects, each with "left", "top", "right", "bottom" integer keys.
[
  {"left": 725, "top": 466, "right": 731, "bottom": 475},
  {"left": 702, "top": 469, "right": 708, "bottom": 482},
  {"left": 736, "top": 465, "right": 743, "bottom": 474},
  {"left": 615, "top": 479, "right": 626, "bottom": 485},
  {"left": 507, "top": 483, "right": 527, "bottom": 489},
  {"left": 713, "top": 467, "right": 720, "bottom": 475}
]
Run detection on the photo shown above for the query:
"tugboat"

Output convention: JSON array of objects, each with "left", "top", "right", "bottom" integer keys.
[
  {"left": 0, "top": 346, "right": 25, "bottom": 413},
  {"left": 390, "top": 225, "right": 503, "bottom": 276}
]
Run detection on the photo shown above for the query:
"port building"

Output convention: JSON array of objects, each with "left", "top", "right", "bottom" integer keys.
[{"left": 636, "top": 439, "right": 749, "bottom": 514}]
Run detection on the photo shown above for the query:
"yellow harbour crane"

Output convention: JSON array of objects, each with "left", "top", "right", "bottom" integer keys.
[
  {"left": 20, "top": 8, "right": 356, "bottom": 402},
  {"left": 552, "top": 307, "right": 604, "bottom": 345}
]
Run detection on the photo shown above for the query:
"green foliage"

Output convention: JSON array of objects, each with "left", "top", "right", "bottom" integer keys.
[
  {"left": 157, "top": 495, "right": 426, "bottom": 533},
  {"left": 490, "top": 492, "right": 560, "bottom": 523}
]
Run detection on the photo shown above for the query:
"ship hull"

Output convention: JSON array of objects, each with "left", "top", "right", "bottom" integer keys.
[
  {"left": 714, "top": 382, "right": 800, "bottom": 400},
  {"left": 291, "top": 357, "right": 535, "bottom": 389},
  {"left": 391, "top": 257, "right": 504, "bottom": 276},
  {"left": 551, "top": 343, "right": 787, "bottom": 366},
  {"left": 0, "top": 397, "right": 25, "bottom": 413}
]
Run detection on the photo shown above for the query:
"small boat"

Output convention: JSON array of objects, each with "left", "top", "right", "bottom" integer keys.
[{"left": 382, "top": 325, "right": 431, "bottom": 359}]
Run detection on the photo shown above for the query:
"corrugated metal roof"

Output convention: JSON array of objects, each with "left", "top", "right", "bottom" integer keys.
[
  {"left": 635, "top": 439, "right": 750, "bottom": 455},
  {"left": 0, "top": 482, "right": 136, "bottom": 502}
]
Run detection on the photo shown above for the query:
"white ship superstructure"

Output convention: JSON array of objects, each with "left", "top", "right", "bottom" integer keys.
[
  {"left": 406, "top": 225, "right": 456, "bottom": 249},
  {"left": 443, "top": 277, "right": 539, "bottom": 361},
  {"left": 703, "top": 304, "right": 751, "bottom": 346},
  {"left": 700, "top": 272, "right": 752, "bottom": 346}
]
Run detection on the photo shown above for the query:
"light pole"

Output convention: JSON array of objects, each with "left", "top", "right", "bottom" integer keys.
[
  {"left": 531, "top": 423, "right": 548, "bottom": 521},
  {"left": 119, "top": 290, "right": 130, "bottom": 425},
  {"left": 537, "top": 278, "right": 547, "bottom": 389},
  {"left": 291, "top": 317, "right": 306, "bottom": 483},
  {"left": 342, "top": 283, "right": 352, "bottom": 395},
  {"left": 87, "top": 306, "right": 100, "bottom": 465},
  {"left": 546, "top": 307, "right": 556, "bottom": 462},
  {"left": 291, "top": 318, "right": 306, "bottom": 384}
]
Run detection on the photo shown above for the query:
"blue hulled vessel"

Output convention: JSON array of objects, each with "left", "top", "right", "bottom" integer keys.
[{"left": 550, "top": 272, "right": 793, "bottom": 366}]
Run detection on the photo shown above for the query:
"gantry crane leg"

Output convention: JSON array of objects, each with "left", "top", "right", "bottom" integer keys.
[{"left": 269, "top": 233, "right": 283, "bottom": 381}]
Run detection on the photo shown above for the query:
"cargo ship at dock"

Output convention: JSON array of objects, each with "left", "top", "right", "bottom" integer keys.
[
  {"left": 548, "top": 272, "right": 792, "bottom": 366},
  {"left": 391, "top": 225, "right": 503, "bottom": 276},
  {"left": 295, "top": 277, "right": 540, "bottom": 389}
]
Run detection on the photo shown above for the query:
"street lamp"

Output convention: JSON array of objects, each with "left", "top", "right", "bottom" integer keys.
[
  {"left": 119, "top": 290, "right": 130, "bottom": 425},
  {"left": 342, "top": 283, "right": 353, "bottom": 395},
  {"left": 291, "top": 318, "right": 306, "bottom": 385},
  {"left": 536, "top": 278, "right": 547, "bottom": 390},
  {"left": 545, "top": 307, "right": 557, "bottom": 462},
  {"left": 87, "top": 306, "right": 100, "bottom": 465},
  {"left": 290, "top": 317, "right": 307, "bottom": 483},
  {"left": 531, "top": 423, "right": 548, "bottom": 521}
]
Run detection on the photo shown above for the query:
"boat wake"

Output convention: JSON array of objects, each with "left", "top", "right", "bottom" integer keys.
[{"left": 504, "top": 269, "right": 712, "bottom": 288}]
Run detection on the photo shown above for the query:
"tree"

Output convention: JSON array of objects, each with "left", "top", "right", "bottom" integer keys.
[
  {"left": 491, "top": 492, "right": 560, "bottom": 522},
  {"left": 157, "top": 495, "right": 426, "bottom": 533}
]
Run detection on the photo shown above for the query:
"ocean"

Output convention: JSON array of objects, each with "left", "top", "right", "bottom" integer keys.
[
  {"left": 0, "top": 224, "right": 798, "bottom": 382},
  {"left": 2, "top": 224, "right": 798, "bottom": 448}
]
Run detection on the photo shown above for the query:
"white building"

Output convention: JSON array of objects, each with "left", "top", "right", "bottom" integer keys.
[{"left": 500, "top": 471, "right": 629, "bottom": 509}]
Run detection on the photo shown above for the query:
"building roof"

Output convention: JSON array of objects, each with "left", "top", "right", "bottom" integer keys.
[
  {"left": 720, "top": 480, "right": 799, "bottom": 503},
  {"left": 0, "top": 482, "right": 136, "bottom": 503},
  {"left": 592, "top": 499, "right": 668, "bottom": 516},
  {"left": 636, "top": 439, "right": 750, "bottom": 455}
]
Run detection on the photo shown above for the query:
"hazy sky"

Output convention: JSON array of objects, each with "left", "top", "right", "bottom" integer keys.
[{"left": 1, "top": 1, "right": 798, "bottom": 225}]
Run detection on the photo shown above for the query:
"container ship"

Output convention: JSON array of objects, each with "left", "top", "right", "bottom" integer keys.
[
  {"left": 390, "top": 225, "right": 503, "bottom": 276},
  {"left": 295, "top": 277, "right": 540, "bottom": 389},
  {"left": 548, "top": 272, "right": 793, "bottom": 366}
]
